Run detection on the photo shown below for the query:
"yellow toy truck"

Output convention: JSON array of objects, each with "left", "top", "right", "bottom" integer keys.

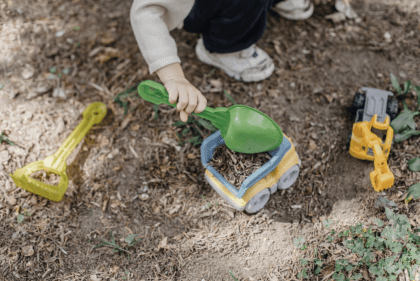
[
  {"left": 201, "top": 131, "right": 300, "bottom": 213},
  {"left": 347, "top": 87, "right": 398, "bottom": 191}
]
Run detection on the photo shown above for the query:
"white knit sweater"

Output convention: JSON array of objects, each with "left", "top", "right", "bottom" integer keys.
[{"left": 130, "top": 0, "right": 195, "bottom": 74}]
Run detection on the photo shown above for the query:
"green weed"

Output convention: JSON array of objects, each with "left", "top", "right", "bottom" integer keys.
[
  {"left": 93, "top": 231, "right": 142, "bottom": 259},
  {"left": 223, "top": 89, "right": 237, "bottom": 105},
  {"left": 229, "top": 270, "right": 239, "bottom": 281},
  {"left": 113, "top": 82, "right": 219, "bottom": 147},
  {"left": 0, "top": 132, "right": 15, "bottom": 146},
  {"left": 295, "top": 208, "right": 420, "bottom": 280},
  {"left": 17, "top": 209, "right": 32, "bottom": 224}
]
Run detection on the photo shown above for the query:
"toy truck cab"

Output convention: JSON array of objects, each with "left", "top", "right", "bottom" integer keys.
[{"left": 201, "top": 130, "right": 301, "bottom": 214}]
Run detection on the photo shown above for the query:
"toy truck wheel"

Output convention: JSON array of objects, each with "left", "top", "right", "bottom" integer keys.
[
  {"left": 386, "top": 98, "right": 398, "bottom": 120},
  {"left": 277, "top": 165, "right": 300, "bottom": 190},
  {"left": 352, "top": 92, "right": 366, "bottom": 109},
  {"left": 245, "top": 188, "right": 270, "bottom": 214}
]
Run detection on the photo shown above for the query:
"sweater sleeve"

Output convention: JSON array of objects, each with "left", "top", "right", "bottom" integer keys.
[{"left": 130, "top": 0, "right": 194, "bottom": 74}]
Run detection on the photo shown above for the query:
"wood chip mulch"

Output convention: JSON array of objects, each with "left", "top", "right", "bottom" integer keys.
[{"left": 208, "top": 145, "right": 272, "bottom": 189}]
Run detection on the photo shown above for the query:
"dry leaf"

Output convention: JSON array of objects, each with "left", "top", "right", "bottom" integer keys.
[
  {"left": 22, "top": 245, "right": 34, "bottom": 257},
  {"left": 188, "top": 184, "right": 198, "bottom": 194},
  {"left": 100, "top": 137, "right": 110, "bottom": 147},
  {"left": 109, "top": 265, "right": 120, "bottom": 274},
  {"left": 101, "top": 32, "right": 118, "bottom": 45},
  {"left": 29, "top": 195, "right": 37, "bottom": 205},
  {"left": 308, "top": 139, "right": 317, "bottom": 151},
  {"left": 130, "top": 124, "right": 140, "bottom": 131},
  {"left": 168, "top": 204, "right": 182, "bottom": 215},
  {"left": 158, "top": 237, "right": 168, "bottom": 249},
  {"left": 120, "top": 114, "right": 133, "bottom": 130},
  {"left": 225, "top": 210, "right": 234, "bottom": 218},
  {"left": 209, "top": 79, "right": 222, "bottom": 89},
  {"left": 100, "top": 217, "right": 109, "bottom": 226},
  {"left": 90, "top": 275, "right": 101, "bottom": 281}
]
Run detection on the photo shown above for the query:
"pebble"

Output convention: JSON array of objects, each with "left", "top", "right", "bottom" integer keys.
[
  {"left": 53, "top": 88, "right": 66, "bottom": 99},
  {"left": 55, "top": 30, "right": 66, "bottom": 37},
  {"left": 21, "top": 68, "right": 34, "bottom": 80},
  {"left": 140, "top": 194, "right": 149, "bottom": 201}
]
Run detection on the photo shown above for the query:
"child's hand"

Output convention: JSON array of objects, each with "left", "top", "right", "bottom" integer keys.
[{"left": 164, "top": 77, "right": 207, "bottom": 122}]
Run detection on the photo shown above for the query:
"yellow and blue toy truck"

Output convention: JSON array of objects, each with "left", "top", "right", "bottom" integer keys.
[{"left": 201, "top": 130, "right": 301, "bottom": 214}]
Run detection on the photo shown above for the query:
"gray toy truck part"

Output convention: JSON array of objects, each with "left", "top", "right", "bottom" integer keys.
[{"left": 360, "top": 87, "right": 394, "bottom": 123}]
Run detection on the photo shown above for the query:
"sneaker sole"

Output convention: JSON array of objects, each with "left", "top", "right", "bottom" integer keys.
[
  {"left": 195, "top": 40, "right": 275, "bottom": 82},
  {"left": 272, "top": 2, "right": 314, "bottom": 21}
]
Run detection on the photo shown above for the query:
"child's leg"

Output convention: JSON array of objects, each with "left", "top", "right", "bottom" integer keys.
[
  {"left": 183, "top": 0, "right": 275, "bottom": 82},
  {"left": 183, "top": 0, "right": 274, "bottom": 54}
]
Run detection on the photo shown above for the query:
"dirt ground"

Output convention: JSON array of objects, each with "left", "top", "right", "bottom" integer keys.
[{"left": 1, "top": 0, "right": 420, "bottom": 280}]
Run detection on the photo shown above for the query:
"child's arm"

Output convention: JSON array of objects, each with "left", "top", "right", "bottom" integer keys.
[
  {"left": 156, "top": 62, "right": 207, "bottom": 122},
  {"left": 130, "top": 0, "right": 206, "bottom": 122}
]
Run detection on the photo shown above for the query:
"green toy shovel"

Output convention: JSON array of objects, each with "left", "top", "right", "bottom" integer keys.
[{"left": 138, "top": 80, "right": 283, "bottom": 154}]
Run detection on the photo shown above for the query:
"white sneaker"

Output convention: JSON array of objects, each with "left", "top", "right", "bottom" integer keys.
[
  {"left": 272, "top": 0, "right": 314, "bottom": 20},
  {"left": 195, "top": 38, "right": 275, "bottom": 82}
]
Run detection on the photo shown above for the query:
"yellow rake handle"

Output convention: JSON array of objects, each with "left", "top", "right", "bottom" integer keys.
[{"left": 10, "top": 102, "right": 107, "bottom": 201}]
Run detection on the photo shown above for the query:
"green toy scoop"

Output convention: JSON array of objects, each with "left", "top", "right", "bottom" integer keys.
[{"left": 138, "top": 80, "right": 283, "bottom": 154}]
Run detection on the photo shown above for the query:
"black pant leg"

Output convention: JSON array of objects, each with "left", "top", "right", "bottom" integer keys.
[{"left": 183, "top": 0, "right": 274, "bottom": 54}]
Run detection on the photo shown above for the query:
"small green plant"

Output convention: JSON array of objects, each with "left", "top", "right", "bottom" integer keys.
[
  {"left": 112, "top": 83, "right": 141, "bottom": 115},
  {"left": 93, "top": 232, "right": 142, "bottom": 259},
  {"left": 62, "top": 68, "right": 71, "bottom": 75},
  {"left": 296, "top": 208, "right": 420, "bottom": 280},
  {"left": 294, "top": 237, "right": 307, "bottom": 250},
  {"left": 172, "top": 115, "right": 217, "bottom": 147},
  {"left": 206, "top": 68, "right": 216, "bottom": 78},
  {"left": 229, "top": 270, "right": 239, "bottom": 281},
  {"left": 376, "top": 196, "right": 397, "bottom": 210},
  {"left": 113, "top": 82, "right": 218, "bottom": 146},
  {"left": 223, "top": 89, "right": 237, "bottom": 105},
  {"left": 298, "top": 268, "right": 309, "bottom": 279},
  {"left": 153, "top": 104, "right": 159, "bottom": 120},
  {"left": 389, "top": 73, "right": 420, "bottom": 142},
  {"left": 406, "top": 183, "right": 420, "bottom": 203},
  {"left": 73, "top": 26, "right": 80, "bottom": 31},
  {"left": 324, "top": 218, "right": 333, "bottom": 228},
  {"left": 0, "top": 132, "right": 15, "bottom": 146},
  {"left": 17, "top": 209, "right": 32, "bottom": 224},
  {"left": 124, "top": 234, "right": 141, "bottom": 246}
]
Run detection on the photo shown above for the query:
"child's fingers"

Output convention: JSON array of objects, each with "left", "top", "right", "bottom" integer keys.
[
  {"left": 177, "top": 89, "right": 189, "bottom": 112},
  {"left": 194, "top": 93, "right": 207, "bottom": 113},
  {"left": 167, "top": 87, "right": 178, "bottom": 105},
  {"left": 180, "top": 110, "right": 189, "bottom": 122},
  {"left": 184, "top": 90, "right": 198, "bottom": 114}
]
